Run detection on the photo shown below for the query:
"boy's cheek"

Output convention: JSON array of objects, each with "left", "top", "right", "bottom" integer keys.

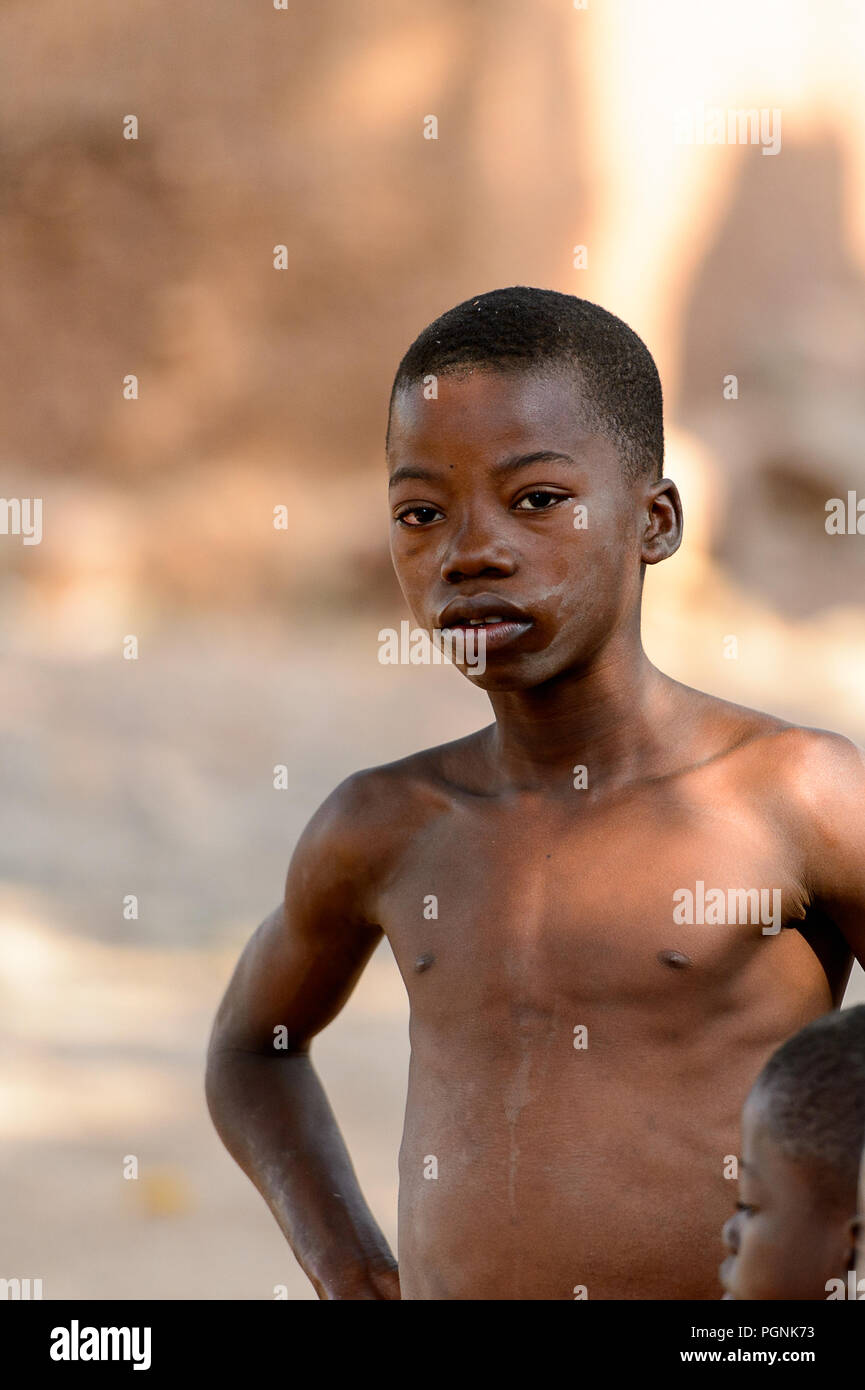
[{"left": 733, "top": 1232, "right": 829, "bottom": 1300}]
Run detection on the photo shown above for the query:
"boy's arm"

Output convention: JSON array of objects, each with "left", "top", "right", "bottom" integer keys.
[
  {"left": 792, "top": 732, "right": 865, "bottom": 965},
  {"left": 205, "top": 774, "right": 401, "bottom": 1300}
]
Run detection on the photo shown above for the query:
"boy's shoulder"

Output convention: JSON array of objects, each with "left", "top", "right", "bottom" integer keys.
[
  {"left": 297, "top": 729, "right": 488, "bottom": 865},
  {"left": 750, "top": 712, "right": 865, "bottom": 820},
  {"left": 674, "top": 680, "right": 865, "bottom": 810},
  {"left": 282, "top": 737, "right": 484, "bottom": 934}
]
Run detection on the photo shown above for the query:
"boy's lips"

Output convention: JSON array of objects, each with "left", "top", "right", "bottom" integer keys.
[{"left": 437, "top": 596, "right": 534, "bottom": 655}]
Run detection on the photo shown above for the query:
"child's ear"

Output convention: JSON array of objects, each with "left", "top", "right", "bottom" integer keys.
[{"left": 641, "top": 478, "right": 683, "bottom": 566}]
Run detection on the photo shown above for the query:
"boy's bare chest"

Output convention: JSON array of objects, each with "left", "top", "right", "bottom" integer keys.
[{"left": 376, "top": 789, "right": 825, "bottom": 1014}]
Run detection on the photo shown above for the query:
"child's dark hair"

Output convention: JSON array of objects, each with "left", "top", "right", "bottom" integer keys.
[
  {"left": 387, "top": 286, "right": 664, "bottom": 483},
  {"left": 752, "top": 1004, "right": 865, "bottom": 1213}
]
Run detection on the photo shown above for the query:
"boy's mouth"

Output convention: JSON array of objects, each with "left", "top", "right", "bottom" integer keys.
[{"left": 438, "top": 596, "right": 533, "bottom": 653}]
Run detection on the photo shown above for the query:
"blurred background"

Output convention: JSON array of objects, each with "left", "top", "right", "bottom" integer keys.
[{"left": 2, "top": 0, "right": 865, "bottom": 1299}]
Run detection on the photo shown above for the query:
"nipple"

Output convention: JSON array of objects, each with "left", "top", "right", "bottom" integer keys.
[{"left": 657, "top": 948, "right": 692, "bottom": 970}]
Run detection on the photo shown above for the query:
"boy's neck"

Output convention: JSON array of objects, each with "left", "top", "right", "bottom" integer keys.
[{"left": 484, "top": 641, "right": 677, "bottom": 795}]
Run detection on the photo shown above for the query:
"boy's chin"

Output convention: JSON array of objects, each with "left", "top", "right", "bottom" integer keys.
[
  {"left": 458, "top": 663, "right": 545, "bottom": 693},
  {"left": 458, "top": 652, "right": 579, "bottom": 693}
]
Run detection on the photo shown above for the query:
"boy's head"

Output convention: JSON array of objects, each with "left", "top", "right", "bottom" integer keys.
[
  {"left": 386, "top": 287, "right": 682, "bottom": 691},
  {"left": 720, "top": 1005, "right": 865, "bottom": 1301}
]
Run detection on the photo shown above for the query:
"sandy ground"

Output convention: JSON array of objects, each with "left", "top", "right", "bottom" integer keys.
[{"left": 2, "top": 613, "right": 864, "bottom": 1299}]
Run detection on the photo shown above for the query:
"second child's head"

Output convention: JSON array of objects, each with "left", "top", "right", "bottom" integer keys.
[
  {"left": 720, "top": 1005, "right": 865, "bottom": 1300},
  {"left": 385, "top": 287, "right": 682, "bottom": 692}
]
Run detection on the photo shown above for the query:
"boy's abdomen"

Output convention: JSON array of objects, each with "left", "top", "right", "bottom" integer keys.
[{"left": 394, "top": 966, "right": 834, "bottom": 1300}]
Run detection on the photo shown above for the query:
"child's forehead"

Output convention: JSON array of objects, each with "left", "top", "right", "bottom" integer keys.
[
  {"left": 394, "top": 364, "right": 579, "bottom": 414},
  {"left": 388, "top": 366, "right": 596, "bottom": 455}
]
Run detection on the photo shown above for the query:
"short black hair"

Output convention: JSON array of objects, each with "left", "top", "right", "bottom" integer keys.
[
  {"left": 387, "top": 286, "right": 664, "bottom": 482},
  {"left": 752, "top": 1005, "right": 865, "bottom": 1213}
]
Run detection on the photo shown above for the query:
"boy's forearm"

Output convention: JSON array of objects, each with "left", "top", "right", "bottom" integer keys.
[{"left": 205, "top": 1047, "right": 399, "bottom": 1299}]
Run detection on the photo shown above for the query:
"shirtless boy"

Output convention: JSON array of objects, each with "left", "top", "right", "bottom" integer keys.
[{"left": 205, "top": 287, "right": 865, "bottom": 1300}]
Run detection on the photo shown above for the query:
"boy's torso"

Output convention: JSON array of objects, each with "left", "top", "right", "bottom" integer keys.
[{"left": 365, "top": 708, "right": 852, "bottom": 1299}]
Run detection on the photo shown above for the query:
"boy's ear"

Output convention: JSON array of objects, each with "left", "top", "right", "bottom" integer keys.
[{"left": 641, "top": 478, "right": 683, "bottom": 566}]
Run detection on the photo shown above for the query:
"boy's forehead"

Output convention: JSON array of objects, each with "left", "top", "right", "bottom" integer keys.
[{"left": 388, "top": 366, "right": 598, "bottom": 459}]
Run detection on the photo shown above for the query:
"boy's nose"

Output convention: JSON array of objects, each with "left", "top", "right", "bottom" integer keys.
[
  {"left": 721, "top": 1212, "right": 740, "bottom": 1254},
  {"left": 441, "top": 524, "right": 516, "bottom": 583}
]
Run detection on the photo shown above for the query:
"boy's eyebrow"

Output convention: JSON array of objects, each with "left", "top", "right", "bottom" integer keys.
[
  {"left": 494, "top": 449, "right": 576, "bottom": 475},
  {"left": 388, "top": 450, "right": 575, "bottom": 490},
  {"left": 388, "top": 463, "right": 437, "bottom": 489}
]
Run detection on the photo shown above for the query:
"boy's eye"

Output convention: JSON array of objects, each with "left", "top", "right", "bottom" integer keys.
[
  {"left": 513, "top": 490, "right": 570, "bottom": 511},
  {"left": 735, "top": 1201, "right": 756, "bottom": 1216},
  {"left": 396, "top": 506, "right": 444, "bottom": 527}
]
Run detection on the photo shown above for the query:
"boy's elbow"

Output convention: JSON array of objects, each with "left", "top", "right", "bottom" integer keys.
[
  {"left": 203, "top": 1027, "right": 250, "bottom": 1117},
  {"left": 203, "top": 1041, "right": 229, "bottom": 1120}
]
